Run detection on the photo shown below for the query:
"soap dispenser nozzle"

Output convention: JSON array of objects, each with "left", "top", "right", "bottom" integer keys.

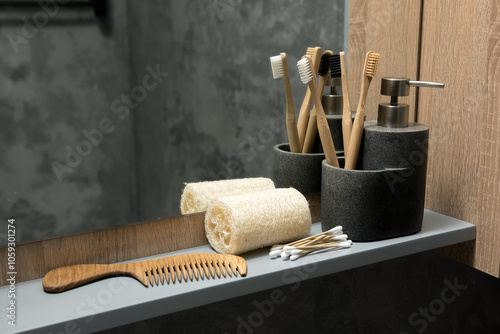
[
  {"left": 378, "top": 77, "right": 444, "bottom": 128},
  {"left": 408, "top": 80, "right": 445, "bottom": 89}
]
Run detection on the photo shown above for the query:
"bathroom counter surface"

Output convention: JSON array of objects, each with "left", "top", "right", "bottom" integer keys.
[{"left": 1, "top": 210, "right": 475, "bottom": 334}]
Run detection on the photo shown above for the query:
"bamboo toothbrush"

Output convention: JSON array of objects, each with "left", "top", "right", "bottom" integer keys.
[
  {"left": 296, "top": 46, "right": 323, "bottom": 150},
  {"left": 344, "top": 51, "right": 380, "bottom": 170},
  {"left": 297, "top": 55, "right": 339, "bottom": 167},
  {"left": 302, "top": 50, "right": 334, "bottom": 153},
  {"left": 340, "top": 51, "right": 352, "bottom": 157},
  {"left": 270, "top": 53, "right": 301, "bottom": 152}
]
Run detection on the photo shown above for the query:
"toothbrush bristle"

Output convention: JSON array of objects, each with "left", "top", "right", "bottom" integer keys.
[
  {"left": 297, "top": 58, "right": 313, "bottom": 84},
  {"left": 365, "top": 52, "right": 380, "bottom": 78},
  {"left": 306, "top": 47, "right": 315, "bottom": 56},
  {"left": 270, "top": 55, "right": 284, "bottom": 79},
  {"left": 318, "top": 54, "right": 330, "bottom": 76},
  {"left": 329, "top": 54, "right": 341, "bottom": 78}
]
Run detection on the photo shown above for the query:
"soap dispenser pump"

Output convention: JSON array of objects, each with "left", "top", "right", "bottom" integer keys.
[
  {"left": 360, "top": 77, "right": 444, "bottom": 171},
  {"left": 377, "top": 77, "right": 444, "bottom": 128},
  {"left": 348, "top": 76, "right": 445, "bottom": 240}
]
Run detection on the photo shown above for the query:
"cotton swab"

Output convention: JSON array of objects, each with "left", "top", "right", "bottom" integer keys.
[{"left": 269, "top": 226, "right": 352, "bottom": 260}]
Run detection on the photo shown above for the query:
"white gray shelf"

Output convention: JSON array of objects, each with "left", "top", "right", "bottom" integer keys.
[{"left": 0, "top": 210, "right": 475, "bottom": 334}]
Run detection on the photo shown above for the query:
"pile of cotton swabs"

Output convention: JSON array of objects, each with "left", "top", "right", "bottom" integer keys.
[{"left": 269, "top": 226, "right": 352, "bottom": 261}]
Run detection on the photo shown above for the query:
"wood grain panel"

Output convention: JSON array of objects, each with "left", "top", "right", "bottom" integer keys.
[
  {"left": 419, "top": 0, "right": 500, "bottom": 276},
  {"left": 0, "top": 213, "right": 206, "bottom": 286},
  {"left": 0, "top": 193, "right": 321, "bottom": 285},
  {"left": 347, "top": 0, "right": 421, "bottom": 121}
]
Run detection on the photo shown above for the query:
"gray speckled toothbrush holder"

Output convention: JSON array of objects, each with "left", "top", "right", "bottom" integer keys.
[
  {"left": 321, "top": 122, "right": 429, "bottom": 241},
  {"left": 273, "top": 143, "right": 325, "bottom": 195},
  {"left": 312, "top": 113, "right": 354, "bottom": 155}
]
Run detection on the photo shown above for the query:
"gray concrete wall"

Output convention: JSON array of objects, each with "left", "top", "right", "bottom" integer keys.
[
  {"left": 128, "top": 0, "right": 345, "bottom": 221},
  {"left": 0, "top": 1, "right": 137, "bottom": 244},
  {"left": 0, "top": 0, "right": 345, "bottom": 244}
]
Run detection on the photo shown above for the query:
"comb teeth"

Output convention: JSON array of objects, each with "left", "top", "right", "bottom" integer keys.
[
  {"left": 143, "top": 253, "right": 245, "bottom": 287},
  {"left": 318, "top": 54, "right": 330, "bottom": 76},
  {"left": 269, "top": 55, "right": 284, "bottom": 79},
  {"left": 297, "top": 58, "right": 313, "bottom": 84},
  {"left": 365, "top": 52, "right": 380, "bottom": 78},
  {"left": 329, "top": 54, "right": 341, "bottom": 78}
]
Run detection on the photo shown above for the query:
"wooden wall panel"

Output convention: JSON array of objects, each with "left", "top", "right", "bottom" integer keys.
[
  {"left": 0, "top": 213, "right": 206, "bottom": 286},
  {"left": 418, "top": 0, "right": 500, "bottom": 277},
  {"left": 349, "top": 0, "right": 500, "bottom": 277},
  {"left": 348, "top": 0, "right": 421, "bottom": 121},
  {"left": 0, "top": 194, "right": 321, "bottom": 285}
]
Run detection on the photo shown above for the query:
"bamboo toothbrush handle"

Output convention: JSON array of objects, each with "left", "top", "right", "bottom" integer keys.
[
  {"left": 286, "top": 98, "right": 301, "bottom": 153},
  {"left": 345, "top": 77, "right": 369, "bottom": 170},
  {"left": 340, "top": 52, "right": 352, "bottom": 157},
  {"left": 297, "top": 47, "right": 323, "bottom": 150},
  {"left": 301, "top": 106, "right": 318, "bottom": 153},
  {"left": 297, "top": 89, "right": 312, "bottom": 150},
  {"left": 282, "top": 54, "right": 301, "bottom": 153},
  {"left": 309, "top": 79, "right": 339, "bottom": 168},
  {"left": 302, "top": 74, "right": 328, "bottom": 153},
  {"left": 43, "top": 263, "right": 142, "bottom": 293}
]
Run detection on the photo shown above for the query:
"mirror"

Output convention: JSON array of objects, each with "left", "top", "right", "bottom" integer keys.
[{"left": 0, "top": 0, "right": 348, "bottom": 246}]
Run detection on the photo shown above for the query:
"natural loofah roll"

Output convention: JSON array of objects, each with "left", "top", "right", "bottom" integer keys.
[
  {"left": 180, "top": 177, "right": 275, "bottom": 214},
  {"left": 205, "top": 188, "right": 312, "bottom": 255}
]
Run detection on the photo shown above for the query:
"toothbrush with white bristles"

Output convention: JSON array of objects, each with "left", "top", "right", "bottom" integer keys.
[
  {"left": 302, "top": 50, "right": 334, "bottom": 153},
  {"left": 270, "top": 53, "right": 301, "bottom": 153},
  {"left": 297, "top": 46, "right": 323, "bottom": 151},
  {"left": 297, "top": 55, "right": 339, "bottom": 167}
]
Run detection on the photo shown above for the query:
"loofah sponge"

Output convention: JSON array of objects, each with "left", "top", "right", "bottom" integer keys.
[
  {"left": 205, "top": 188, "right": 312, "bottom": 255},
  {"left": 180, "top": 177, "right": 275, "bottom": 214}
]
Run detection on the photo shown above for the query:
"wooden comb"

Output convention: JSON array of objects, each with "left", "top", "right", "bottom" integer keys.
[{"left": 42, "top": 253, "right": 247, "bottom": 293}]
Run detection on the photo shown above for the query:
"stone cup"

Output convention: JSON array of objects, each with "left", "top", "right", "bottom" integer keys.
[
  {"left": 273, "top": 143, "right": 325, "bottom": 195},
  {"left": 321, "top": 159, "right": 425, "bottom": 241}
]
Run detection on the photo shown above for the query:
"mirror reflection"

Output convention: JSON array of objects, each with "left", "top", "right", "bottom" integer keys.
[{"left": 0, "top": 0, "right": 347, "bottom": 246}]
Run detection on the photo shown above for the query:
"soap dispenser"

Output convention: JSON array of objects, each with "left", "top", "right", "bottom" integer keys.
[
  {"left": 360, "top": 77, "right": 444, "bottom": 172},
  {"left": 358, "top": 77, "right": 444, "bottom": 238},
  {"left": 321, "top": 77, "right": 444, "bottom": 241}
]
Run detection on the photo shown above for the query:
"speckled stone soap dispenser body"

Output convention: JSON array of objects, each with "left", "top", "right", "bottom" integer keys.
[
  {"left": 321, "top": 77, "right": 437, "bottom": 241},
  {"left": 359, "top": 121, "right": 428, "bottom": 239},
  {"left": 321, "top": 123, "right": 428, "bottom": 241}
]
